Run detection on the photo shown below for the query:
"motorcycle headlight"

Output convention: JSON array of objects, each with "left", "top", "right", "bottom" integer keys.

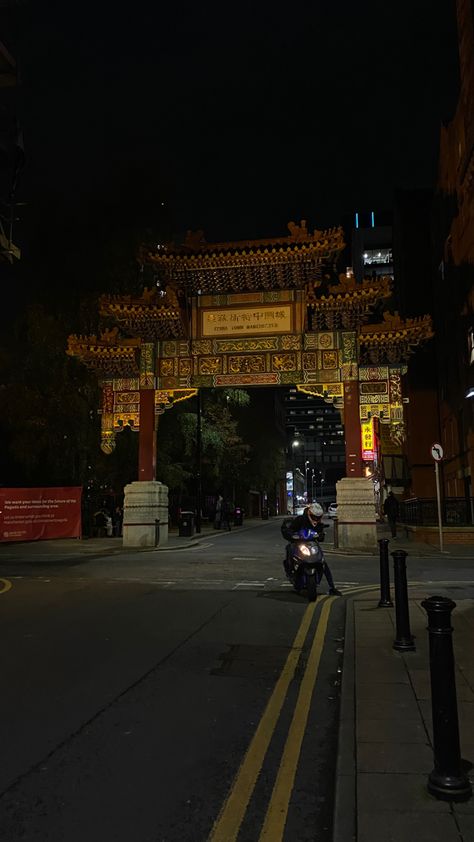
[{"left": 299, "top": 544, "right": 311, "bottom": 557}]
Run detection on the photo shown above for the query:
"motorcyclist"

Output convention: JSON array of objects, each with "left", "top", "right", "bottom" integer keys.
[{"left": 281, "top": 502, "right": 342, "bottom": 596}]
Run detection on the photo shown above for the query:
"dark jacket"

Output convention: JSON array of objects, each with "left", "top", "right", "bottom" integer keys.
[
  {"left": 281, "top": 512, "right": 325, "bottom": 543},
  {"left": 383, "top": 494, "right": 399, "bottom": 519}
]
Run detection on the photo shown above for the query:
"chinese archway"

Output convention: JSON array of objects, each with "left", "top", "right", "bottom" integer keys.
[{"left": 68, "top": 220, "right": 433, "bottom": 549}]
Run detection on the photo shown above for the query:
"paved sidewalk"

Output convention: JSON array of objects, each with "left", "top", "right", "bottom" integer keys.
[
  {"left": 0, "top": 517, "right": 267, "bottom": 563},
  {"left": 334, "top": 591, "right": 474, "bottom": 842}
]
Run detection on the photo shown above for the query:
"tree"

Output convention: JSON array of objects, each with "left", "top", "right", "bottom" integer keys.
[
  {"left": 154, "top": 389, "right": 250, "bottom": 509},
  {"left": 0, "top": 305, "right": 96, "bottom": 484}
]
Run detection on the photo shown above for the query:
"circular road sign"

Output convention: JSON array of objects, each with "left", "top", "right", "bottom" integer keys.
[{"left": 431, "top": 443, "right": 444, "bottom": 461}]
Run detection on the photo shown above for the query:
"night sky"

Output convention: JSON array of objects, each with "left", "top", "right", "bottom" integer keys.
[{"left": 2, "top": 1, "right": 461, "bottom": 282}]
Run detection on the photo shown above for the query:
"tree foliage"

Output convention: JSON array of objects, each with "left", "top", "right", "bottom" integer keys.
[{"left": 155, "top": 389, "right": 251, "bottom": 504}]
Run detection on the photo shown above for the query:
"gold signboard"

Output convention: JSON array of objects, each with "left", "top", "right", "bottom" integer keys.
[
  {"left": 201, "top": 304, "right": 292, "bottom": 338},
  {"left": 361, "top": 420, "right": 374, "bottom": 459}
]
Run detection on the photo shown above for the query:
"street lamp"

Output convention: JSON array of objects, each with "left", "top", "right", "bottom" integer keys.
[
  {"left": 291, "top": 440, "right": 299, "bottom": 514},
  {"left": 305, "top": 460, "right": 310, "bottom": 499},
  {"left": 311, "top": 469, "right": 315, "bottom": 501},
  {"left": 320, "top": 477, "right": 325, "bottom": 501}
]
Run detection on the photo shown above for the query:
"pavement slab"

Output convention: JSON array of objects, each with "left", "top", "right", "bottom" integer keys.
[{"left": 338, "top": 594, "right": 474, "bottom": 841}]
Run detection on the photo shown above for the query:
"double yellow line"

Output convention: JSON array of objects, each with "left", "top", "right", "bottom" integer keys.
[{"left": 209, "top": 596, "right": 335, "bottom": 842}]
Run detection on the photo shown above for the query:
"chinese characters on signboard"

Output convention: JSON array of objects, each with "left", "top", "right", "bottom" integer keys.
[
  {"left": 202, "top": 305, "right": 292, "bottom": 337},
  {"left": 361, "top": 420, "right": 374, "bottom": 460}
]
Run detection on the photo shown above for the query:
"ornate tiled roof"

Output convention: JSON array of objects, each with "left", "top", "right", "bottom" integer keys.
[
  {"left": 139, "top": 222, "right": 345, "bottom": 294},
  {"left": 66, "top": 328, "right": 140, "bottom": 376},
  {"left": 359, "top": 311, "right": 434, "bottom": 364},
  {"left": 308, "top": 274, "right": 393, "bottom": 330},
  {"left": 99, "top": 287, "right": 187, "bottom": 340}
]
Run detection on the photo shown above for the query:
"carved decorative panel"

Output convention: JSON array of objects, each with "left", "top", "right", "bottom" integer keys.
[
  {"left": 281, "top": 335, "right": 302, "bottom": 350},
  {"left": 192, "top": 340, "right": 213, "bottom": 355},
  {"left": 322, "top": 350, "right": 338, "bottom": 369},
  {"left": 214, "top": 337, "right": 278, "bottom": 352},
  {"left": 302, "top": 352, "right": 317, "bottom": 371},
  {"left": 179, "top": 358, "right": 192, "bottom": 376},
  {"left": 341, "top": 332, "right": 357, "bottom": 363},
  {"left": 228, "top": 355, "right": 265, "bottom": 373},
  {"left": 199, "top": 356, "right": 222, "bottom": 374},
  {"left": 140, "top": 343, "right": 155, "bottom": 388},
  {"left": 271, "top": 353, "right": 297, "bottom": 371},
  {"left": 160, "top": 359, "right": 175, "bottom": 377},
  {"left": 359, "top": 365, "right": 389, "bottom": 381}
]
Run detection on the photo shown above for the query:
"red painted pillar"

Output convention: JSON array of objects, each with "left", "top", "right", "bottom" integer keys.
[
  {"left": 138, "top": 390, "right": 156, "bottom": 481},
  {"left": 344, "top": 381, "right": 363, "bottom": 478}
]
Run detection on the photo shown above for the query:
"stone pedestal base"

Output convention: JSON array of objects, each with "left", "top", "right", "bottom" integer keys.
[
  {"left": 123, "top": 480, "right": 169, "bottom": 548},
  {"left": 336, "top": 477, "right": 377, "bottom": 552}
]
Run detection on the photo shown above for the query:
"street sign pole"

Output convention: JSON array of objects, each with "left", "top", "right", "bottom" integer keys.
[
  {"left": 434, "top": 460, "right": 443, "bottom": 553},
  {"left": 431, "top": 443, "right": 444, "bottom": 553}
]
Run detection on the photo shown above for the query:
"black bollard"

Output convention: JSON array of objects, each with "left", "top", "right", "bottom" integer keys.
[
  {"left": 421, "top": 596, "right": 472, "bottom": 802},
  {"left": 378, "top": 538, "right": 393, "bottom": 607},
  {"left": 392, "top": 549, "right": 415, "bottom": 651}
]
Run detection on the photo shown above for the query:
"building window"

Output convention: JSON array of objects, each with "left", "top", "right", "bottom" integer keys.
[{"left": 362, "top": 248, "right": 392, "bottom": 265}]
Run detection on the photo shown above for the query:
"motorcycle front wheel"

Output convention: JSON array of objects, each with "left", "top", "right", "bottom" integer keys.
[{"left": 306, "top": 574, "right": 317, "bottom": 602}]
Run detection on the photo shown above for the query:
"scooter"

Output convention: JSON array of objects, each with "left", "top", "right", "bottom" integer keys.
[{"left": 283, "top": 527, "right": 325, "bottom": 602}]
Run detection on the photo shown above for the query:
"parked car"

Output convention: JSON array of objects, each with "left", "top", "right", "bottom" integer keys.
[{"left": 327, "top": 502, "right": 338, "bottom": 518}]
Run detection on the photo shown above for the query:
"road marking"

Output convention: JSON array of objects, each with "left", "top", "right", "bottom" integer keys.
[
  {"left": 259, "top": 597, "right": 335, "bottom": 840},
  {"left": 208, "top": 598, "right": 324, "bottom": 842},
  {"left": 233, "top": 582, "right": 265, "bottom": 589},
  {"left": 232, "top": 557, "right": 258, "bottom": 561},
  {"left": 0, "top": 578, "right": 12, "bottom": 595}
]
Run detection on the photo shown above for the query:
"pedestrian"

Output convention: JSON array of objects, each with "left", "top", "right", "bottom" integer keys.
[
  {"left": 112, "top": 505, "right": 123, "bottom": 537},
  {"left": 214, "top": 495, "right": 223, "bottom": 529},
  {"left": 221, "top": 499, "right": 232, "bottom": 531},
  {"left": 383, "top": 491, "right": 399, "bottom": 538},
  {"left": 281, "top": 503, "right": 342, "bottom": 595},
  {"left": 93, "top": 508, "right": 107, "bottom": 538},
  {"left": 105, "top": 512, "right": 113, "bottom": 537}
]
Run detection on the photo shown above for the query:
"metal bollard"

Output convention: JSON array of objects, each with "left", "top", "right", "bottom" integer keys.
[
  {"left": 392, "top": 549, "right": 415, "bottom": 651},
  {"left": 421, "top": 596, "right": 472, "bottom": 802},
  {"left": 378, "top": 538, "right": 393, "bottom": 607}
]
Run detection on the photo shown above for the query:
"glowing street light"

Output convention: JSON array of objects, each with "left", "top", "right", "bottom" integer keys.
[
  {"left": 305, "top": 460, "right": 310, "bottom": 498},
  {"left": 291, "top": 440, "right": 300, "bottom": 514}
]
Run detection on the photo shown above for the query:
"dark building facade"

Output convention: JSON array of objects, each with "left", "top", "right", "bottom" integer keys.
[
  {"left": 351, "top": 211, "right": 394, "bottom": 284},
  {"left": 434, "top": 0, "right": 474, "bottom": 506}
]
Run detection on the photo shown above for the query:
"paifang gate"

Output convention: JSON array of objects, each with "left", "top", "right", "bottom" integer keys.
[{"left": 68, "top": 220, "right": 433, "bottom": 550}]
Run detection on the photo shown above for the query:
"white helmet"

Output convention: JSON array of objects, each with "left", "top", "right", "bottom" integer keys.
[{"left": 308, "top": 502, "right": 323, "bottom": 518}]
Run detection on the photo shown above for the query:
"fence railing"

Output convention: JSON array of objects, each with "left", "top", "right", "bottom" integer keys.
[{"left": 400, "top": 497, "right": 474, "bottom": 527}]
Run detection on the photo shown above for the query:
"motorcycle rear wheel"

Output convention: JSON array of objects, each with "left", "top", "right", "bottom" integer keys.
[{"left": 306, "top": 574, "right": 317, "bottom": 602}]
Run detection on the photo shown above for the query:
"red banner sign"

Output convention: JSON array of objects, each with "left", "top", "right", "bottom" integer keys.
[{"left": 0, "top": 487, "right": 82, "bottom": 542}]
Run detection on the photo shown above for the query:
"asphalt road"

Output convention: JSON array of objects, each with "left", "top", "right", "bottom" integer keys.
[{"left": 1, "top": 520, "right": 473, "bottom": 841}]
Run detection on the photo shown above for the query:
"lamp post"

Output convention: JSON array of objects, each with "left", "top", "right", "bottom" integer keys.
[
  {"left": 311, "top": 469, "right": 315, "bottom": 501},
  {"left": 305, "top": 460, "right": 310, "bottom": 500},
  {"left": 291, "top": 440, "right": 299, "bottom": 514},
  {"left": 320, "top": 477, "right": 325, "bottom": 502},
  {"left": 195, "top": 389, "right": 202, "bottom": 534}
]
